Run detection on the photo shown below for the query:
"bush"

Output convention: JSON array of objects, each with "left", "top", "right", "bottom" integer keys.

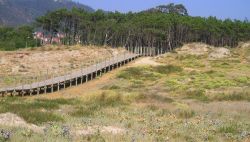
[
  {"left": 173, "top": 102, "right": 195, "bottom": 119},
  {"left": 185, "top": 89, "right": 209, "bottom": 102},
  {"left": 213, "top": 91, "right": 250, "bottom": 102},
  {"left": 219, "top": 123, "right": 239, "bottom": 134},
  {"left": 152, "top": 65, "right": 183, "bottom": 74}
]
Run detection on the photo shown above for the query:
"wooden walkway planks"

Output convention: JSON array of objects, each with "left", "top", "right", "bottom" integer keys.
[{"left": 0, "top": 53, "right": 140, "bottom": 96}]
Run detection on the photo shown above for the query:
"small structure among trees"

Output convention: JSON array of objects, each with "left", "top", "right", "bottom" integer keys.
[{"left": 33, "top": 32, "right": 65, "bottom": 45}]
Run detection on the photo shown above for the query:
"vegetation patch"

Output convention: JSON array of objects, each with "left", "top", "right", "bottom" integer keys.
[
  {"left": 71, "top": 91, "right": 128, "bottom": 117},
  {"left": 152, "top": 65, "right": 183, "bottom": 74},
  {"left": 0, "top": 97, "right": 78, "bottom": 124},
  {"left": 173, "top": 102, "right": 195, "bottom": 119},
  {"left": 235, "top": 76, "right": 250, "bottom": 85},
  {"left": 117, "top": 66, "right": 160, "bottom": 81},
  {"left": 219, "top": 123, "right": 239, "bottom": 135},
  {"left": 212, "top": 91, "right": 250, "bottom": 102},
  {"left": 185, "top": 89, "right": 209, "bottom": 102}
]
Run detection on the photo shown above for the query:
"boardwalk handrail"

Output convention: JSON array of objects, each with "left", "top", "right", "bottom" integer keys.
[
  {"left": 0, "top": 46, "right": 168, "bottom": 96},
  {"left": 0, "top": 52, "right": 140, "bottom": 96}
]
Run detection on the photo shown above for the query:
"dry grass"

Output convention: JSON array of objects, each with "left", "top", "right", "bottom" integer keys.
[
  {"left": 0, "top": 45, "right": 127, "bottom": 88},
  {"left": 0, "top": 43, "right": 250, "bottom": 141}
]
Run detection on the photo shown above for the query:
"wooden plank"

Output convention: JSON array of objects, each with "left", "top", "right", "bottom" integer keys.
[{"left": 0, "top": 53, "right": 139, "bottom": 94}]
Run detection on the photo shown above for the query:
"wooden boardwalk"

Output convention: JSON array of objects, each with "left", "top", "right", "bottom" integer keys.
[{"left": 0, "top": 53, "right": 140, "bottom": 96}]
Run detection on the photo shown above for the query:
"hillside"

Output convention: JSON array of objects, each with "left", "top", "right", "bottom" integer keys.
[
  {"left": 0, "top": 0, "right": 94, "bottom": 26},
  {"left": 0, "top": 43, "right": 249, "bottom": 141}
]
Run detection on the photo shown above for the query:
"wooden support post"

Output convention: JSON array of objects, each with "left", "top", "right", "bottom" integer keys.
[
  {"left": 12, "top": 90, "right": 16, "bottom": 97},
  {"left": 63, "top": 73, "right": 66, "bottom": 89},
  {"left": 44, "top": 86, "right": 47, "bottom": 94},
  {"left": 116, "top": 55, "right": 119, "bottom": 68},
  {"left": 76, "top": 77, "right": 78, "bottom": 86},
  {"left": 51, "top": 72, "right": 54, "bottom": 93},
  {"left": 104, "top": 59, "right": 107, "bottom": 73},
  {"left": 21, "top": 79, "right": 24, "bottom": 96},
  {"left": 36, "top": 77, "right": 39, "bottom": 95},
  {"left": 30, "top": 90, "right": 33, "bottom": 96},
  {"left": 80, "top": 76, "right": 83, "bottom": 84},
  {"left": 57, "top": 83, "right": 60, "bottom": 91},
  {"left": 108, "top": 57, "right": 111, "bottom": 71},
  {"left": 51, "top": 84, "right": 54, "bottom": 93},
  {"left": 13, "top": 76, "right": 16, "bottom": 96},
  {"left": 37, "top": 88, "right": 40, "bottom": 95},
  {"left": 95, "top": 60, "right": 98, "bottom": 77},
  {"left": 100, "top": 60, "right": 102, "bottom": 76},
  {"left": 123, "top": 52, "right": 125, "bottom": 65}
]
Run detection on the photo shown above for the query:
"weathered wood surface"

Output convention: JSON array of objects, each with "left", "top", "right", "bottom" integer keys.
[{"left": 0, "top": 53, "right": 139, "bottom": 96}]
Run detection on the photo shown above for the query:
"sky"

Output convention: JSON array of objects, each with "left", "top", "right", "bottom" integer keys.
[{"left": 76, "top": 0, "right": 250, "bottom": 20}]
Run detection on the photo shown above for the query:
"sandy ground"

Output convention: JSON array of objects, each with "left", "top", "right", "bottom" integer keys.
[
  {"left": 176, "top": 43, "right": 231, "bottom": 59},
  {"left": 0, "top": 113, "right": 44, "bottom": 133},
  {"left": 0, "top": 45, "right": 126, "bottom": 76},
  {"left": 132, "top": 57, "right": 162, "bottom": 66},
  {"left": 0, "top": 45, "right": 127, "bottom": 87}
]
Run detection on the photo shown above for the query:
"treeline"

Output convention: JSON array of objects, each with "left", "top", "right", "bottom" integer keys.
[
  {"left": 1, "top": 4, "right": 250, "bottom": 51},
  {"left": 35, "top": 4, "right": 250, "bottom": 51},
  {"left": 0, "top": 26, "right": 38, "bottom": 50}
]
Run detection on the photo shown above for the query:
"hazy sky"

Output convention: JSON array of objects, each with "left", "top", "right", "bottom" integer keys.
[{"left": 76, "top": 0, "right": 250, "bottom": 20}]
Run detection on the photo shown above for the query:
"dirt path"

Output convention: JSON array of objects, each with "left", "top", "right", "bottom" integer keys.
[{"left": 131, "top": 57, "right": 162, "bottom": 66}]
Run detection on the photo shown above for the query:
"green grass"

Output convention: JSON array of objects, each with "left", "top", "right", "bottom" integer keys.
[
  {"left": 235, "top": 76, "right": 250, "bottom": 84},
  {"left": 185, "top": 89, "right": 209, "bottom": 102},
  {"left": 212, "top": 91, "right": 250, "bottom": 102},
  {"left": 70, "top": 91, "right": 127, "bottom": 117},
  {"left": 0, "top": 98, "right": 78, "bottom": 124},
  {"left": 219, "top": 123, "right": 239, "bottom": 134},
  {"left": 117, "top": 65, "right": 183, "bottom": 81},
  {"left": 152, "top": 65, "right": 183, "bottom": 74},
  {"left": 173, "top": 102, "right": 195, "bottom": 119},
  {"left": 165, "top": 71, "right": 238, "bottom": 92},
  {"left": 117, "top": 66, "right": 160, "bottom": 81}
]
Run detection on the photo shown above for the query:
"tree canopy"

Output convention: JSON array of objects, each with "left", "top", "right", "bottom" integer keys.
[
  {"left": 1, "top": 4, "right": 250, "bottom": 51},
  {"left": 35, "top": 5, "right": 250, "bottom": 51},
  {"left": 0, "top": 26, "right": 37, "bottom": 50}
]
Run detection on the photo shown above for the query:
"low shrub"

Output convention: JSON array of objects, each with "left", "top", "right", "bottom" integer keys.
[
  {"left": 185, "top": 89, "right": 209, "bottom": 102},
  {"left": 173, "top": 102, "right": 195, "bottom": 119},
  {"left": 212, "top": 91, "right": 250, "bottom": 102},
  {"left": 152, "top": 65, "right": 183, "bottom": 74}
]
